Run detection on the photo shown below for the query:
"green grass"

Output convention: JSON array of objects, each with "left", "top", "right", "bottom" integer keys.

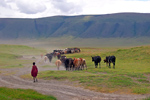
[
  {"left": 0, "top": 44, "right": 45, "bottom": 68},
  {"left": 0, "top": 44, "right": 45, "bottom": 55},
  {"left": 6, "top": 37, "right": 149, "bottom": 48},
  {"left": 144, "top": 97, "right": 150, "bottom": 100},
  {"left": 39, "top": 45, "right": 150, "bottom": 94},
  {"left": 0, "top": 87, "right": 56, "bottom": 100}
]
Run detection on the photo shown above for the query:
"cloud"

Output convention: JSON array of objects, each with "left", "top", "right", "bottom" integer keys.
[
  {"left": 0, "top": 0, "right": 150, "bottom": 18},
  {"left": 51, "top": 0, "right": 83, "bottom": 14},
  {"left": 127, "top": 0, "right": 150, "bottom": 1},
  {"left": 0, "top": 0, "right": 11, "bottom": 8},
  {"left": 15, "top": 0, "right": 47, "bottom": 14},
  {"left": 80, "top": 0, "right": 150, "bottom": 15}
]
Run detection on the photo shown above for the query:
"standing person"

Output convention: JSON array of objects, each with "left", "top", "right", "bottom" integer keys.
[{"left": 31, "top": 62, "right": 38, "bottom": 82}]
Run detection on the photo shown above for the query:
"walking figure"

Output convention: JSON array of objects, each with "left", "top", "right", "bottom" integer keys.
[{"left": 31, "top": 62, "right": 38, "bottom": 82}]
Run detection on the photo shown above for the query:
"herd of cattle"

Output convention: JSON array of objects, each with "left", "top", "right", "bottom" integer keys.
[
  {"left": 45, "top": 48, "right": 81, "bottom": 62},
  {"left": 44, "top": 48, "right": 116, "bottom": 70}
]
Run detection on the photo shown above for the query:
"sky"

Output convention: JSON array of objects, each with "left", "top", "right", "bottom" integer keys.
[{"left": 0, "top": 0, "right": 150, "bottom": 18}]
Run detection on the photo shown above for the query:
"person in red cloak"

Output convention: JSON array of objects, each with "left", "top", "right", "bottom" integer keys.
[{"left": 31, "top": 62, "right": 38, "bottom": 82}]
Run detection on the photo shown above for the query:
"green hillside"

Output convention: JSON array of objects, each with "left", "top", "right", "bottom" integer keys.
[{"left": 1, "top": 13, "right": 150, "bottom": 39}]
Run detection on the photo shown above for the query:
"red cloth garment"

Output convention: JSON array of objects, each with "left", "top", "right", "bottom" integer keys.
[{"left": 31, "top": 65, "right": 38, "bottom": 77}]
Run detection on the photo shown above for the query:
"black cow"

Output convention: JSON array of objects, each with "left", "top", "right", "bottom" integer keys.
[
  {"left": 57, "top": 53, "right": 61, "bottom": 59},
  {"left": 60, "top": 56, "right": 66, "bottom": 64},
  {"left": 104, "top": 56, "right": 116, "bottom": 69},
  {"left": 67, "top": 48, "right": 72, "bottom": 54},
  {"left": 64, "top": 58, "right": 74, "bottom": 71},
  {"left": 68, "top": 58, "right": 74, "bottom": 70},
  {"left": 91, "top": 56, "right": 101, "bottom": 68},
  {"left": 45, "top": 53, "right": 53, "bottom": 62}
]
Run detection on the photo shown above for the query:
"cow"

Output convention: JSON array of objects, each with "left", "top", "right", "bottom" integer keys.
[
  {"left": 63, "top": 50, "right": 67, "bottom": 54},
  {"left": 80, "top": 58, "right": 87, "bottom": 70},
  {"left": 60, "top": 56, "right": 66, "bottom": 64},
  {"left": 67, "top": 48, "right": 72, "bottom": 54},
  {"left": 53, "top": 52, "right": 60, "bottom": 58},
  {"left": 91, "top": 56, "right": 101, "bottom": 68},
  {"left": 64, "top": 58, "right": 74, "bottom": 71},
  {"left": 73, "top": 57, "right": 82, "bottom": 70},
  {"left": 55, "top": 60, "right": 62, "bottom": 70},
  {"left": 56, "top": 53, "right": 61, "bottom": 59},
  {"left": 74, "top": 48, "right": 81, "bottom": 53},
  {"left": 108, "top": 56, "right": 116, "bottom": 69},
  {"left": 45, "top": 53, "right": 53, "bottom": 62},
  {"left": 44, "top": 56, "right": 48, "bottom": 62},
  {"left": 71, "top": 49, "right": 75, "bottom": 53},
  {"left": 103, "top": 56, "right": 109, "bottom": 67},
  {"left": 68, "top": 58, "right": 74, "bottom": 70},
  {"left": 104, "top": 56, "right": 116, "bottom": 69}
]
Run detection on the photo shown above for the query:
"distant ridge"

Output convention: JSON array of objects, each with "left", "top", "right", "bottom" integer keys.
[{"left": 0, "top": 13, "right": 150, "bottom": 39}]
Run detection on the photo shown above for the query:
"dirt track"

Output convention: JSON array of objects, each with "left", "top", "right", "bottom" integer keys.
[{"left": 0, "top": 55, "right": 149, "bottom": 100}]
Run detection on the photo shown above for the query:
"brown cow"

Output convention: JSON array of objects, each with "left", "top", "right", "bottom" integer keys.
[
  {"left": 73, "top": 57, "right": 82, "bottom": 70},
  {"left": 80, "top": 58, "right": 87, "bottom": 70},
  {"left": 104, "top": 56, "right": 109, "bottom": 67},
  {"left": 44, "top": 56, "right": 48, "bottom": 62},
  {"left": 55, "top": 60, "right": 62, "bottom": 70},
  {"left": 63, "top": 50, "right": 67, "bottom": 54},
  {"left": 54, "top": 52, "right": 60, "bottom": 58}
]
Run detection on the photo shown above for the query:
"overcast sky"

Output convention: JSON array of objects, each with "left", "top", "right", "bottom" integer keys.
[{"left": 0, "top": 0, "right": 150, "bottom": 18}]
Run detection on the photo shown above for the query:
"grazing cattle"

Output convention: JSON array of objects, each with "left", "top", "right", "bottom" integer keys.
[
  {"left": 67, "top": 49, "right": 72, "bottom": 54},
  {"left": 80, "top": 58, "right": 87, "bottom": 70},
  {"left": 64, "top": 58, "right": 69, "bottom": 70},
  {"left": 109, "top": 56, "right": 116, "bottom": 69},
  {"left": 74, "top": 48, "right": 81, "bottom": 53},
  {"left": 103, "top": 56, "right": 109, "bottom": 66},
  {"left": 44, "top": 56, "right": 48, "bottom": 62},
  {"left": 104, "top": 56, "right": 116, "bottom": 69},
  {"left": 45, "top": 53, "right": 53, "bottom": 62},
  {"left": 91, "top": 56, "right": 101, "bottom": 68},
  {"left": 55, "top": 60, "right": 62, "bottom": 70},
  {"left": 59, "top": 50, "right": 64, "bottom": 54},
  {"left": 70, "top": 49, "right": 74, "bottom": 53},
  {"left": 57, "top": 53, "right": 61, "bottom": 59},
  {"left": 64, "top": 58, "right": 74, "bottom": 71},
  {"left": 60, "top": 56, "right": 66, "bottom": 64},
  {"left": 73, "top": 58, "right": 82, "bottom": 70},
  {"left": 44, "top": 47, "right": 81, "bottom": 66},
  {"left": 54, "top": 52, "right": 60, "bottom": 58},
  {"left": 68, "top": 58, "right": 74, "bottom": 70},
  {"left": 53, "top": 52, "right": 61, "bottom": 59},
  {"left": 52, "top": 48, "right": 80, "bottom": 55}
]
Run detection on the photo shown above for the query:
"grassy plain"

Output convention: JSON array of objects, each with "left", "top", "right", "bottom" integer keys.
[
  {"left": 39, "top": 45, "right": 150, "bottom": 94},
  {"left": 0, "top": 44, "right": 45, "bottom": 68},
  {"left": 0, "top": 87, "right": 56, "bottom": 100},
  {"left": 0, "top": 38, "right": 150, "bottom": 97}
]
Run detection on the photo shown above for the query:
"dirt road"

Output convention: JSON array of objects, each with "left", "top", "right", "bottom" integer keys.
[{"left": 0, "top": 55, "right": 149, "bottom": 100}]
